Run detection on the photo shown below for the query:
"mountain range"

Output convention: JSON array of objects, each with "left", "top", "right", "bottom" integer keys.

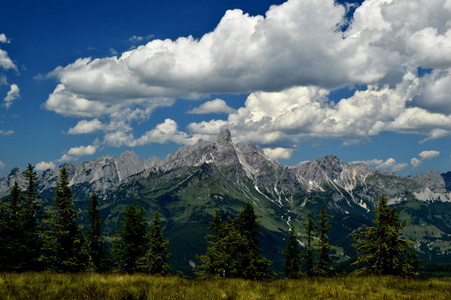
[{"left": 2, "top": 129, "right": 451, "bottom": 273}]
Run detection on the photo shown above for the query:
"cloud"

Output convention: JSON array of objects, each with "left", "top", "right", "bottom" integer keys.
[
  {"left": 0, "top": 34, "right": 10, "bottom": 43},
  {"left": 354, "top": 158, "right": 407, "bottom": 173},
  {"left": 411, "top": 157, "right": 422, "bottom": 168},
  {"left": 419, "top": 150, "right": 440, "bottom": 160},
  {"left": 57, "top": 145, "right": 98, "bottom": 162},
  {"left": 44, "top": 0, "right": 451, "bottom": 110},
  {"left": 109, "top": 48, "right": 118, "bottom": 55},
  {"left": 4, "top": 84, "right": 20, "bottom": 109},
  {"left": 186, "top": 72, "right": 451, "bottom": 146},
  {"left": 263, "top": 147, "right": 294, "bottom": 160},
  {"left": 128, "top": 35, "right": 154, "bottom": 43},
  {"left": 0, "top": 33, "right": 17, "bottom": 70},
  {"left": 0, "top": 49, "right": 17, "bottom": 71},
  {"left": 35, "top": 161, "right": 56, "bottom": 171},
  {"left": 103, "top": 119, "right": 198, "bottom": 148},
  {"left": 410, "top": 150, "right": 440, "bottom": 168},
  {"left": 0, "top": 160, "right": 5, "bottom": 169},
  {"left": 67, "top": 119, "right": 104, "bottom": 134},
  {"left": 187, "top": 99, "right": 235, "bottom": 114},
  {"left": 39, "top": 0, "right": 451, "bottom": 153},
  {"left": 0, "top": 129, "right": 14, "bottom": 136}
]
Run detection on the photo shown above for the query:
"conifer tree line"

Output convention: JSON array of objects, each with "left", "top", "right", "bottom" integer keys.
[
  {"left": 0, "top": 165, "right": 170, "bottom": 274},
  {"left": 0, "top": 164, "right": 419, "bottom": 278}
]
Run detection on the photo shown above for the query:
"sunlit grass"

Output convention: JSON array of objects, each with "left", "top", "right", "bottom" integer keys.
[{"left": 1, "top": 273, "right": 451, "bottom": 299}]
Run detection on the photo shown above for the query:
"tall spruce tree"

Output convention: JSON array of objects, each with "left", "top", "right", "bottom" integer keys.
[
  {"left": 0, "top": 180, "right": 42, "bottom": 271},
  {"left": 87, "top": 193, "right": 108, "bottom": 272},
  {"left": 197, "top": 203, "right": 274, "bottom": 280},
  {"left": 22, "top": 163, "right": 43, "bottom": 270},
  {"left": 114, "top": 201, "right": 150, "bottom": 274},
  {"left": 196, "top": 210, "right": 228, "bottom": 278},
  {"left": 283, "top": 223, "right": 302, "bottom": 278},
  {"left": 138, "top": 211, "right": 170, "bottom": 275},
  {"left": 236, "top": 202, "right": 274, "bottom": 280},
  {"left": 352, "top": 195, "right": 419, "bottom": 276},
  {"left": 41, "top": 167, "right": 91, "bottom": 272},
  {"left": 303, "top": 213, "right": 315, "bottom": 277},
  {"left": 315, "top": 206, "right": 334, "bottom": 276}
]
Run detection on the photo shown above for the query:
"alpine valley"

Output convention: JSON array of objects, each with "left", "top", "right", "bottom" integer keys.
[{"left": 2, "top": 129, "right": 451, "bottom": 274}]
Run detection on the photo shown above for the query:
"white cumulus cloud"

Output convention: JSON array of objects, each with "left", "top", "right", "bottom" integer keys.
[
  {"left": 4, "top": 84, "right": 20, "bottom": 109},
  {"left": 35, "top": 161, "right": 56, "bottom": 171},
  {"left": 354, "top": 157, "right": 407, "bottom": 173},
  {"left": 0, "top": 160, "right": 5, "bottom": 169},
  {"left": 67, "top": 119, "right": 104, "bottom": 134},
  {"left": 0, "top": 46, "right": 16, "bottom": 70},
  {"left": 0, "top": 34, "right": 10, "bottom": 43},
  {"left": 38, "top": 0, "right": 451, "bottom": 155},
  {"left": 263, "top": 147, "right": 294, "bottom": 160},
  {"left": 411, "top": 157, "right": 422, "bottom": 168},
  {"left": 57, "top": 145, "right": 98, "bottom": 162},
  {"left": 419, "top": 150, "right": 440, "bottom": 159},
  {"left": 187, "top": 99, "right": 235, "bottom": 114}
]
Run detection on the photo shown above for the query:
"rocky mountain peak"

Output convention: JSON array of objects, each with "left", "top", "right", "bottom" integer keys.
[
  {"left": 114, "top": 150, "right": 146, "bottom": 181},
  {"left": 217, "top": 129, "right": 232, "bottom": 143}
]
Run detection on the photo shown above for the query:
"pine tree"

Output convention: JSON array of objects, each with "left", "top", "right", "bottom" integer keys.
[
  {"left": 87, "top": 193, "right": 108, "bottom": 272},
  {"left": 41, "top": 167, "right": 91, "bottom": 272},
  {"left": 352, "top": 195, "right": 419, "bottom": 276},
  {"left": 197, "top": 203, "right": 274, "bottom": 280},
  {"left": 0, "top": 179, "right": 42, "bottom": 272},
  {"left": 138, "top": 211, "right": 170, "bottom": 275},
  {"left": 283, "top": 222, "right": 302, "bottom": 279},
  {"left": 304, "top": 213, "right": 315, "bottom": 277},
  {"left": 196, "top": 210, "right": 228, "bottom": 278},
  {"left": 236, "top": 203, "right": 274, "bottom": 280},
  {"left": 22, "top": 163, "right": 43, "bottom": 270},
  {"left": 114, "top": 201, "right": 150, "bottom": 274},
  {"left": 315, "top": 206, "right": 334, "bottom": 276}
]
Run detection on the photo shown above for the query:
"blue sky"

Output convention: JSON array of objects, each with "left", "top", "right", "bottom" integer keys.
[{"left": 1, "top": 0, "right": 451, "bottom": 178}]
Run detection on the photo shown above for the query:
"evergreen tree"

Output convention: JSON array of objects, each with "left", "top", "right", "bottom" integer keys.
[
  {"left": 87, "top": 193, "right": 108, "bottom": 272},
  {"left": 138, "top": 211, "right": 170, "bottom": 275},
  {"left": 23, "top": 163, "right": 39, "bottom": 205},
  {"left": 303, "top": 213, "right": 315, "bottom": 277},
  {"left": 22, "top": 163, "right": 43, "bottom": 270},
  {"left": 283, "top": 223, "right": 302, "bottom": 278},
  {"left": 352, "top": 195, "right": 419, "bottom": 276},
  {"left": 196, "top": 210, "right": 228, "bottom": 278},
  {"left": 197, "top": 203, "right": 274, "bottom": 280},
  {"left": 41, "top": 167, "right": 91, "bottom": 272},
  {"left": 236, "top": 202, "right": 274, "bottom": 280},
  {"left": 114, "top": 201, "right": 150, "bottom": 274},
  {"left": 315, "top": 206, "right": 334, "bottom": 276},
  {"left": 0, "top": 180, "right": 42, "bottom": 271}
]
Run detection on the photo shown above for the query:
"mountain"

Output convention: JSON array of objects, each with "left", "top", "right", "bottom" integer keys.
[{"left": 1, "top": 129, "right": 451, "bottom": 274}]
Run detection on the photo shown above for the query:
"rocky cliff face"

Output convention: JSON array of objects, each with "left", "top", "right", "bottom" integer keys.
[
  {"left": 1, "top": 129, "right": 450, "bottom": 205},
  {"left": 0, "top": 150, "right": 146, "bottom": 199}
]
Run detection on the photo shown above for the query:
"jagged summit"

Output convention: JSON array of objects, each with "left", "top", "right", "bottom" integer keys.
[
  {"left": 1, "top": 129, "right": 451, "bottom": 204},
  {"left": 217, "top": 129, "right": 232, "bottom": 143}
]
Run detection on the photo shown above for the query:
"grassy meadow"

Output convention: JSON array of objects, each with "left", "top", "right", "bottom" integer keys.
[{"left": 1, "top": 273, "right": 451, "bottom": 300}]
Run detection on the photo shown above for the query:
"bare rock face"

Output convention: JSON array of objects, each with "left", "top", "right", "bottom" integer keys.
[
  {"left": 115, "top": 151, "right": 146, "bottom": 181},
  {"left": 0, "top": 167, "right": 25, "bottom": 198},
  {"left": 443, "top": 171, "right": 451, "bottom": 191},
  {"left": 295, "top": 155, "right": 373, "bottom": 192},
  {"left": 217, "top": 129, "right": 232, "bottom": 143},
  {"left": 1, "top": 129, "right": 451, "bottom": 204},
  {"left": 0, "top": 151, "right": 146, "bottom": 200},
  {"left": 414, "top": 171, "right": 448, "bottom": 193},
  {"left": 145, "top": 157, "right": 164, "bottom": 169}
]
